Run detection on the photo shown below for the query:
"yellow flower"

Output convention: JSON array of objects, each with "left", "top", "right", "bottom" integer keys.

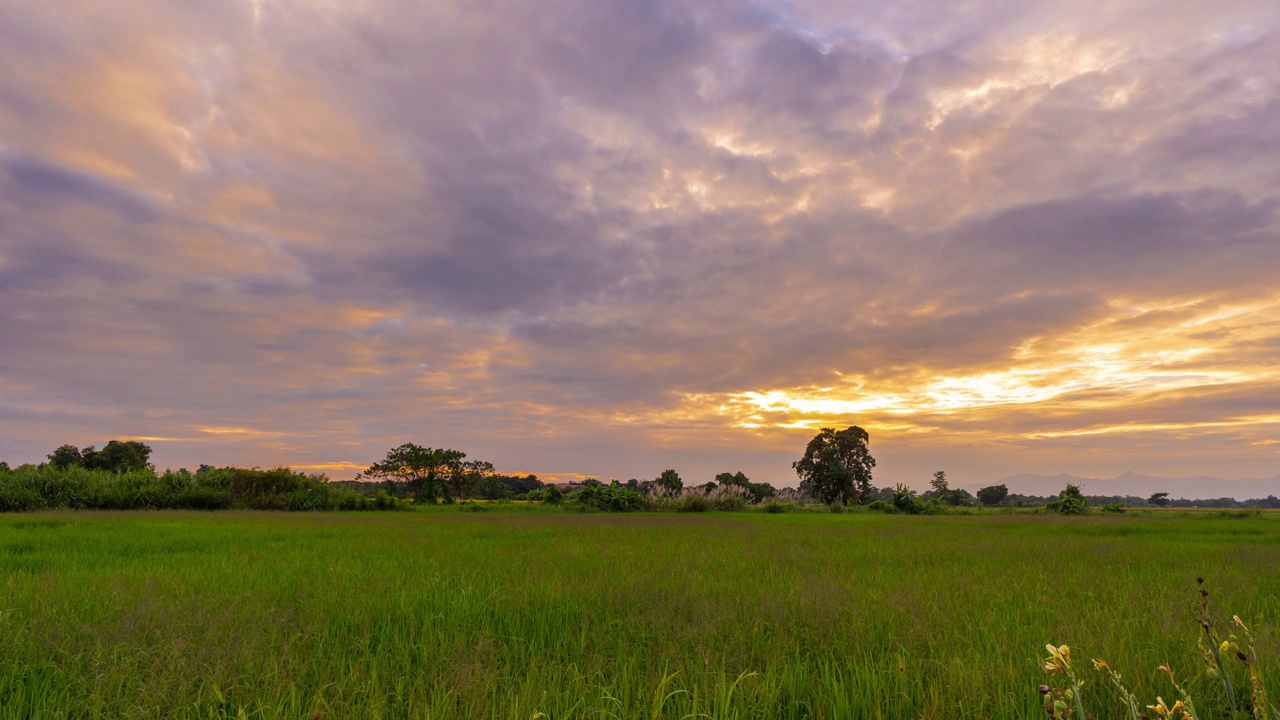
[{"left": 1043, "top": 644, "right": 1071, "bottom": 674}]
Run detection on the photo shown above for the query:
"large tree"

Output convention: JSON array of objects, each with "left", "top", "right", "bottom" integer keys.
[
  {"left": 976, "top": 484, "right": 1009, "bottom": 506},
  {"left": 47, "top": 444, "right": 83, "bottom": 469},
  {"left": 48, "top": 440, "right": 152, "bottom": 472},
  {"left": 450, "top": 459, "right": 496, "bottom": 501},
  {"left": 358, "top": 444, "right": 466, "bottom": 503},
  {"left": 83, "top": 440, "right": 153, "bottom": 473},
  {"left": 792, "top": 426, "right": 876, "bottom": 505}
]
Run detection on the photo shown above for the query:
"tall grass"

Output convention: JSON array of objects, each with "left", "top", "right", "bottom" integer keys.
[
  {"left": 0, "top": 465, "right": 401, "bottom": 512},
  {"left": 1, "top": 510, "right": 1277, "bottom": 718}
]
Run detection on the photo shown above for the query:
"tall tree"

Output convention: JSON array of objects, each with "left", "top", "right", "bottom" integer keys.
[
  {"left": 930, "top": 471, "right": 949, "bottom": 495},
  {"left": 1148, "top": 492, "right": 1171, "bottom": 508},
  {"left": 792, "top": 426, "right": 876, "bottom": 505},
  {"left": 358, "top": 444, "right": 466, "bottom": 503}
]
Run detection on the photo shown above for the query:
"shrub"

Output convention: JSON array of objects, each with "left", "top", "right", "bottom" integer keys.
[
  {"left": 892, "top": 484, "right": 923, "bottom": 514},
  {"left": 0, "top": 482, "right": 45, "bottom": 512},
  {"left": 569, "top": 482, "right": 643, "bottom": 512},
  {"left": 761, "top": 500, "right": 792, "bottom": 513},
  {"left": 527, "top": 485, "right": 564, "bottom": 504},
  {"left": 865, "top": 499, "right": 896, "bottom": 513},
  {"left": 0, "top": 464, "right": 397, "bottom": 512},
  {"left": 676, "top": 494, "right": 711, "bottom": 512},
  {"left": 1048, "top": 484, "right": 1090, "bottom": 515},
  {"left": 1101, "top": 503, "right": 1125, "bottom": 514},
  {"left": 921, "top": 498, "right": 947, "bottom": 515}
]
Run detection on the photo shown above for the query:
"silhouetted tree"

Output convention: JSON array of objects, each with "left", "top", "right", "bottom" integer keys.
[
  {"left": 657, "top": 469, "right": 683, "bottom": 492},
  {"left": 48, "top": 441, "right": 152, "bottom": 472},
  {"left": 1148, "top": 492, "right": 1171, "bottom": 508},
  {"left": 715, "top": 471, "right": 776, "bottom": 502},
  {"left": 82, "top": 441, "right": 153, "bottom": 473},
  {"left": 976, "top": 484, "right": 1009, "bottom": 506},
  {"left": 792, "top": 426, "right": 876, "bottom": 505},
  {"left": 358, "top": 444, "right": 467, "bottom": 503},
  {"left": 48, "top": 444, "right": 83, "bottom": 469}
]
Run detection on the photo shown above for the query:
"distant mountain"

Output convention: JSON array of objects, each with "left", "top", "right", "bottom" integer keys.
[{"left": 966, "top": 471, "right": 1280, "bottom": 501}]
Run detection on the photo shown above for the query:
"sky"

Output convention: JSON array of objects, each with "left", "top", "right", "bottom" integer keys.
[{"left": 1, "top": 0, "right": 1278, "bottom": 493}]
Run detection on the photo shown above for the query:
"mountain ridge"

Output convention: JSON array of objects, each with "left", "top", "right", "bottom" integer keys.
[{"left": 964, "top": 472, "right": 1280, "bottom": 500}]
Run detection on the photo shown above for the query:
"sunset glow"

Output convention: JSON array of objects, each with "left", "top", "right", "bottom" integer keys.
[{"left": 1, "top": 0, "right": 1278, "bottom": 491}]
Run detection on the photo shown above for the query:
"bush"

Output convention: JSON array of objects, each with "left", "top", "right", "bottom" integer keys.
[
  {"left": 865, "top": 499, "right": 896, "bottom": 513},
  {"left": 0, "top": 464, "right": 399, "bottom": 512},
  {"left": 569, "top": 482, "right": 643, "bottom": 512},
  {"left": 761, "top": 500, "right": 792, "bottom": 513},
  {"left": 1101, "top": 502, "right": 1125, "bottom": 514},
  {"left": 921, "top": 498, "right": 947, "bottom": 515},
  {"left": 892, "top": 484, "right": 923, "bottom": 514},
  {"left": 676, "top": 494, "right": 711, "bottom": 512},
  {"left": 1048, "top": 484, "right": 1090, "bottom": 515},
  {"left": 0, "top": 482, "right": 45, "bottom": 512}
]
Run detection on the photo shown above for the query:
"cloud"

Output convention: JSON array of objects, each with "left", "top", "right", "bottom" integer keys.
[{"left": 0, "top": 0, "right": 1277, "bottom": 491}]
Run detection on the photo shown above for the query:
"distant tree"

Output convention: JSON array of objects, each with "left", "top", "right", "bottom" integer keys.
[
  {"left": 926, "top": 470, "right": 971, "bottom": 505},
  {"left": 48, "top": 440, "right": 152, "bottom": 472},
  {"left": 477, "top": 474, "right": 514, "bottom": 500},
  {"left": 358, "top": 444, "right": 467, "bottom": 504},
  {"left": 657, "top": 469, "right": 683, "bottom": 492},
  {"left": 797, "top": 479, "right": 816, "bottom": 500},
  {"left": 715, "top": 471, "right": 776, "bottom": 503},
  {"left": 1148, "top": 492, "right": 1171, "bottom": 508},
  {"left": 793, "top": 426, "right": 876, "bottom": 505},
  {"left": 499, "top": 474, "right": 542, "bottom": 496},
  {"left": 0, "top": 461, "right": 9, "bottom": 473},
  {"left": 976, "top": 484, "right": 1009, "bottom": 506},
  {"left": 47, "top": 444, "right": 84, "bottom": 469},
  {"left": 1048, "top": 484, "right": 1089, "bottom": 515},
  {"left": 82, "top": 440, "right": 153, "bottom": 473},
  {"left": 448, "top": 459, "right": 495, "bottom": 501}
]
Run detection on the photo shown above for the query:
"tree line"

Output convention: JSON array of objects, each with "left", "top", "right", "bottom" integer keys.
[{"left": 3, "top": 428, "right": 1276, "bottom": 512}]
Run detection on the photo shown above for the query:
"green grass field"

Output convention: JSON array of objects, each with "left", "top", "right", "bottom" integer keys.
[{"left": 2, "top": 509, "right": 1277, "bottom": 719}]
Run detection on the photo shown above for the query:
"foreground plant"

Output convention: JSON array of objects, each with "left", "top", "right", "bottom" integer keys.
[{"left": 1041, "top": 580, "right": 1278, "bottom": 720}]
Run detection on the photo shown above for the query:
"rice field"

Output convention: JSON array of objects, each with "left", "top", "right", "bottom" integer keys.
[{"left": 1, "top": 508, "right": 1277, "bottom": 719}]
